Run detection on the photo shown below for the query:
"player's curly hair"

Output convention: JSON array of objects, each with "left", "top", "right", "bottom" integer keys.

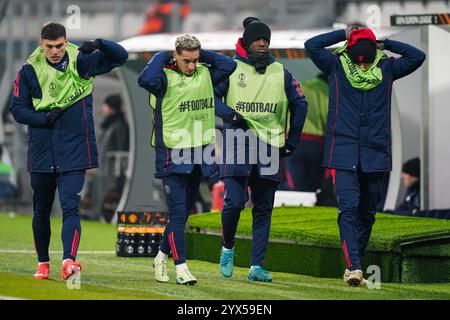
[{"left": 175, "top": 34, "right": 201, "bottom": 54}]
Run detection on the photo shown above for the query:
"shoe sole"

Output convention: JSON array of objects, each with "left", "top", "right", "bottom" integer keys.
[
  {"left": 176, "top": 280, "right": 197, "bottom": 286},
  {"left": 220, "top": 268, "right": 233, "bottom": 278},
  {"left": 346, "top": 278, "right": 362, "bottom": 286},
  {"left": 156, "top": 278, "right": 170, "bottom": 283},
  {"left": 62, "top": 273, "right": 79, "bottom": 280},
  {"left": 156, "top": 280, "right": 169, "bottom": 283},
  {"left": 62, "top": 266, "right": 81, "bottom": 280},
  {"left": 248, "top": 276, "right": 272, "bottom": 282},
  {"left": 34, "top": 275, "right": 49, "bottom": 280}
]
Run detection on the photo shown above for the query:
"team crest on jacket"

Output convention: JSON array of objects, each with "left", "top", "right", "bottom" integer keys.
[
  {"left": 238, "top": 73, "right": 246, "bottom": 88},
  {"left": 61, "top": 60, "right": 68, "bottom": 71}
]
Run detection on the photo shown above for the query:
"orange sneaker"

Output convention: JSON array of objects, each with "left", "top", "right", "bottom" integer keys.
[
  {"left": 61, "top": 259, "right": 82, "bottom": 280},
  {"left": 34, "top": 263, "right": 50, "bottom": 280}
]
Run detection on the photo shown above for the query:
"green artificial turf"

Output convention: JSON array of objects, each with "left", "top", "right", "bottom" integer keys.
[
  {"left": 187, "top": 207, "right": 450, "bottom": 251},
  {"left": 1, "top": 212, "right": 450, "bottom": 300},
  {"left": 186, "top": 207, "right": 450, "bottom": 283}
]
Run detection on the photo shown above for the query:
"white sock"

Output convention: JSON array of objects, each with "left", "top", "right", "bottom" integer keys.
[
  {"left": 62, "top": 258, "right": 73, "bottom": 266},
  {"left": 176, "top": 263, "right": 188, "bottom": 274},
  {"left": 156, "top": 250, "right": 168, "bottom": 262},
  {"left": 222, "top": 246, "right": 233, "bottom": 252},
  {"left": 38, "top": 261, "right": 50, "bottom": 265}
]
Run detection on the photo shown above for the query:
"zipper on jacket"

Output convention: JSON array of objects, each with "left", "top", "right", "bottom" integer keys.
[
  {"left": 82, "top": 98, "right": 92, "bottom": 167},
  {"left": 358, "top": 91, "right": 365, "bottom": 170}
]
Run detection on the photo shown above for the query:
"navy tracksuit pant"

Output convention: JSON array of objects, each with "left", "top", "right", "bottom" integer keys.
[
  {"left": 159, "top": 165, "right": 202, "bottom": 265},
  {"left": 221, "top": 166, "right": 278, "bottom": 267},
  {"left": 31, "top": 170, "right": 85, "bottom": 263},
  {"left": 335, "top": 168, "right": 387, "bottom": 271}
]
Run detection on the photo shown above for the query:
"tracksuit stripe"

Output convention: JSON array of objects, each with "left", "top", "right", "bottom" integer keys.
[
  {"left": 14, "top": 71, "right": 20, "bottom": 97},
  {"left": 71, "top": 229, "right": 80, "bottom": 258},
  {"left": 164, "top": 148, "right": 169, "bottom": 173},
  {"left": 284, "top": 167, "right": 295, "bottom": 189},
  {"left": 342, "top": 240, "right": 352, "bottom": 269},
  {"left": 328, "top": 72, "right": 339, "bottom": 167},
  {"left": 82, "top": 99, "right": 92, "bottom": 167},
  {"left": 387, "top": 78, "right": 393, "bottom": 168},
  {"left": 168, "top": 232, "right": 179, "bottom": 261}
]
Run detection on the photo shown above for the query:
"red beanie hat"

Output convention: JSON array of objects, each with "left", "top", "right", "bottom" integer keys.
[{"left": 347, "top": 28, "right": 376, "bottom": 47}]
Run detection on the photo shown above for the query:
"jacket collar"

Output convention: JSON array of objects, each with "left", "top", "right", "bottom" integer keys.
[{"left": 47, "top": 52, "right": 69, "bottom": 71}]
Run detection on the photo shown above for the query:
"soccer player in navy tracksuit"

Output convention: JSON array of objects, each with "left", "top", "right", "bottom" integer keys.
[
  {"left": 305, "top": 26, "right": 425, "bottom": 285},
  {"left": 215, "top": 17, "right": 308, "bottom": 282},
  {"left": 10, "top": 22, "right": 128, "bottom": 280},
  {"left": 138, "top": 35, "right": 237, "bottom": 285}
]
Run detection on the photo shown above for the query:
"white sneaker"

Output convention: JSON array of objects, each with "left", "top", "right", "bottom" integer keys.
[
  {"left": 176, "top": 269, "right": 197, "bottom": 285},
  {"left": 343, "top": 269, "right": 363, "bottom": 286},
  {"left": 153, "top": 256, "right": 169, "bottom": 283},
  {"left": 361, "top": 277, "right": 369, "bottom": 286}
]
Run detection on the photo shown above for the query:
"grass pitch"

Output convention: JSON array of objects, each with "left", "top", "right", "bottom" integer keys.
[{"left": 1, "top": 212, "right": 450, "bottom": 300}]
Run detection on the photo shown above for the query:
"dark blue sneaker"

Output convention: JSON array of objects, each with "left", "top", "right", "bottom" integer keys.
[
  {"left": 248, "top": 266, "right": 272, "bottom": 282},
  {"left": 220, "top": 247, "right": 234, "bottom": 278}
]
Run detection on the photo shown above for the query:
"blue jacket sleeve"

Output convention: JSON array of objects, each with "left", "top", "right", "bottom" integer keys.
[
  {"left": 284, "top": 68, "right": 308, "bottom": 149},
  {"left": 213, "top": 77, "right": 235, "bottom": 120},
  {"left": 384, "top": 39, "right": 426, "bottom": 80},
  {"left": 77, "top": 38, "right": 128, "bottom": 79},
  {"left": 200, "top": 49, "right": 237, "bottom": 86},
  {"left": 214, "top": 78, "right": 229, "bottom": 99},
  {"left": 137, "top": 51, "right": 171, "bottom": 97},
  {"left": 305, "top": 30, "right": 346, "bottom": 75},
  {"left": 9, "top": 65, "right": 48, "bottom": 126},
  {"left": 214, "top": 96, "right": 235, "bottom": 121}
]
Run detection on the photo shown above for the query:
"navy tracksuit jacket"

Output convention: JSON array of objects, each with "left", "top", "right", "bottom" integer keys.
[
  {"left": 305, "top": 30, "right": 426, "bottom": 270},
  {"left": 138, "top": 49, "right": 237, "bottom": 265},
  {"left": 214, "top": 38, "right": 308, "bottom": 267},
  {"left": 10, "top": 39, "right": 128, "bottom": 262}
]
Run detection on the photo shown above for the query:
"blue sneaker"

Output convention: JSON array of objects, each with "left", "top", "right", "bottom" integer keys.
[
  {"left": 220, "top": 247, "right": 234, "bottom": 278},
  {"left": 248, "top": 266, "right": 272, "bottom": 282}
]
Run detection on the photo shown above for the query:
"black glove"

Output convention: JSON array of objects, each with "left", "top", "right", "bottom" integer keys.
[
  {"left": 78, "top": 39, "right": 101, "bottom": 54},
  {"left": 279, "top": 143, "right": 295, "bottom": 157},
  {"left": 228, "top": 111, "right": 246, "bottom": 128},
  {"left": 46, "top": 107, "right": 63, "bottom": 124},
  {"left": 345, "top": 24, "right": 359, "bottom": 40},
  {"left": 376, "top": 40, "right": 386, "bottom": 50}
]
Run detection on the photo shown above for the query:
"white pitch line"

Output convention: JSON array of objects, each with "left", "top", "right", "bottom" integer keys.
[
  {"left": 0, "top": 295, "right": 26, "bottom": 300},
  {"left": 0, "top": 250, "right": 115, "bottom": 254}
]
